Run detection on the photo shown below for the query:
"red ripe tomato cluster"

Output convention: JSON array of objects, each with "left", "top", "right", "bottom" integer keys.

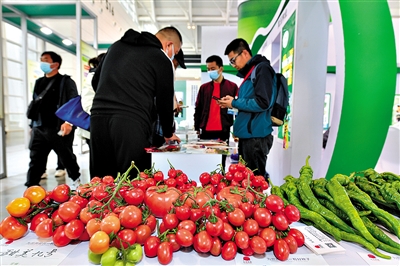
[{"left": 0, "top": 161, "right": 304, "bottom": 265}]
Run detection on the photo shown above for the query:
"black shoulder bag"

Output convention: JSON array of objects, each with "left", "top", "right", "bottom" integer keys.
[{"left": 26, "top": 78, "right": 56, "bottom": 121}]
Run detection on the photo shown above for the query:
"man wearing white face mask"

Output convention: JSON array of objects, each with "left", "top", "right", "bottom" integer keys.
[
  {"left": 194, "top": 55, "right": 238, "bottom": 169},
  {"left": 90, "top": 26, "right": 182, "bottom": 178},
  {"left": 25, "top": 51, "right": 81, "bottom": 188}
]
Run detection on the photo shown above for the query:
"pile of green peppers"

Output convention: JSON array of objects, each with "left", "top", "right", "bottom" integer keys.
[{"left": 270, "top": 156, "right": 400, "bottom": 260}]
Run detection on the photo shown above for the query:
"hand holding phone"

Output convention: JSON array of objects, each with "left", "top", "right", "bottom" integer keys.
[{"left": 212, "top": 96, "right": 221, "bottom": 101}]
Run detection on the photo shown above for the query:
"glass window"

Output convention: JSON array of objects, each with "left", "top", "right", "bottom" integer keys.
[
  {"left": 5, "top": 41, "right": 22, "bottom": 61},
  {"left": 4, "top": 23, "right": 22, "bottom": 44},
  {"left": 5, "top": 60, "right": 22, "bottom": 79},
  {"left": 5, "top": 78, "right": 24, "bottom": 97},
  {"left": 6, "top": 96, "right": 25, "bottom": 114},
  {"left": 28, "top": 50, "right": 38, "bottom": 61},
  {"left": 28, "top": 34, "right": 37, "bottom": 50}
]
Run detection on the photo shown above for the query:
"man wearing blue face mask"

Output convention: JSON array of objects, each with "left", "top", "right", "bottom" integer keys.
[
  {"left": 194, "top": 55, "right": 238, "bottom": 168},
  {"left": 26, "top": 51, "right": 81, "bottom": 189}
]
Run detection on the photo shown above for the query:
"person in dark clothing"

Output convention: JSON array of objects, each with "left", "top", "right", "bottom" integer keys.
[
  {"left": 90, "top": 26, "right": 182, "bottom": 178},
  {"left": 152, "top": 49, "right": 187, "bottom": 148},
  {"left": 194, "top": 55, "right": 238, "bottom": 169},
  {"left": 219, "top": 39, "right": 276, "bottom": 179},
  {"left": 26, "top": 51, "right": 81, "bottom": 188}
]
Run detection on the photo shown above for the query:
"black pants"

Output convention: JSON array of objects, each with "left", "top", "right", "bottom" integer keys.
[
  {"left": 239, "top": 134, "right": 273, "bottom": 179},
  {"left": 200, "top": 130, "right": 230, "bottom": 170},
  {"left": 56, "top": 133, "right": 74, "bottom": 170},
  {"left": 26, "top": 127, "right": 80, "bottom": 187},
  {"left": 90, "top": 115, "right": 152, "bottom": 179}
]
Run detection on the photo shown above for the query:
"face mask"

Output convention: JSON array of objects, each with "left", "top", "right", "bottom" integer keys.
[
  {"left": 208, "top": 70, "right": 220, "bottom": 80},
  {"left": 40, "top": 62, "right": 53, "bottom": 74},
  {"left": 166, "top": 44, "right": 175, "bottom": 61}
]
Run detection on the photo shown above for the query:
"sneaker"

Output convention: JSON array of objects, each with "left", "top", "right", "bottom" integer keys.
[
  {"left": 70, "top": 178, "right": 81, "bottom": 191},
  {"left": 41, "top": 173, "right": 48, "bottom": 179},
  {"left": 55, "top": 169, "right": 66, "bottom": 177}
]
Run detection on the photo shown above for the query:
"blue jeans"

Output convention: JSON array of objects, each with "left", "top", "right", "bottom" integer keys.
[{"left": 239, "top": 134, "right": 273, "bottom": 179}]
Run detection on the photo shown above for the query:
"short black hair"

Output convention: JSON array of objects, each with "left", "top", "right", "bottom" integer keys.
[
  {"left": 41, "top": 51, "right": 62, "bottom": 69},
  {"left": 224, "top": 38, "right": 252, "bottom": 57},
  {"left": 88, "top": 53, "right": 106, "bottom": 68},
  {"left": 206, "top": 55, "right": 223, "bottom": 68},
  {"left": 157, "top": 26, "right": 182, "bottom": 43}
]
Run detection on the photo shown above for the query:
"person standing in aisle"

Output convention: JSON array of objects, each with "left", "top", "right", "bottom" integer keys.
[
  {"left": 152, "top": 49, "right": 186, "bottom": 148},
  {"left": 90, "top": 26, "right": 181, "bottom": 178},
  {"left": 218, "top": 39, "right": 275, "bottom": 179},
  {"left": 26, "top": 51, "right": 81, "bottom": 188},
  {"left": 194, "top": 55, "right": 238, "bottom": 169}
]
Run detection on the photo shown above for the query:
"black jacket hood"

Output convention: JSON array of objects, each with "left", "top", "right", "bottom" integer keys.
[{"left": 120, "top": 29, "right": 162, "bottom": 49}]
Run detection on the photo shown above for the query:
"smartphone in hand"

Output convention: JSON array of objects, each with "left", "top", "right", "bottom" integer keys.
[{"left": 212, "top": 96, "right": 221, "bottom": 101}]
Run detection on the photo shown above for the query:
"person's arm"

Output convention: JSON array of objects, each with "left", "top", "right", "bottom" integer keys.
[
  {"left": 60, "top": 77, "right": 78, "bottom": 136},
  {"left": 193, "top": 85, "right": 204, "bottom": 132}
]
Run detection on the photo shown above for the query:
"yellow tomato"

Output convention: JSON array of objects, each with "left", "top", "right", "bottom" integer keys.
[
  {"left": 6, "top": 197, "right": 31, "bottom": 217},
  {"left": 23, "top": 185, "right": 47, "bottom": 204}
]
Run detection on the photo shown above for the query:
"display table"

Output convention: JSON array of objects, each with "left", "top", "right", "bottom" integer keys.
[
  {"left": 2, "top": 229, "right": 399, "bottom": 266},
  {"left": 151, "top": 152, "right": 222, "bottom": 183}
]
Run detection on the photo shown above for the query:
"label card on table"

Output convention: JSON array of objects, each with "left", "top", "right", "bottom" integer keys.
[
  {"left": 0, "top": 233, "right": 79, "bottom": 265},
  {"left": 234, "top": 253, "right": 329, "bottom": 265},
  {"left": 357, "top": 252, "right": 400, "bottom": 265},
  {"left": 296, "top": 226, "right": 346, "bottom": 255}
]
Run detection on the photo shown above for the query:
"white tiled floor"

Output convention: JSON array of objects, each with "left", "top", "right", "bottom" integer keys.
[{"left": 0, "top": 142, "right": 91, "bottom": 221}]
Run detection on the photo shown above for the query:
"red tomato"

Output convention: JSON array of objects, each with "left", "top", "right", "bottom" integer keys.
[
  {"left": 58, "top": 201, "right": 81, "bottom": 223},
  {"left": 241, "top": 246, "right": 255, "bottom": 256},
  {"left": 89, "top": 231, "right": 110, "bottom": 254},
  {"left": 144, "top": 185, "right": 181, "bottom": 218},
  {"left": 162, "top": 213, "right": 179, "bottom": 230},
  {"left": 23, "top": 186, "right": 47, "bottom": 204},
  {"left": 92, "top": 183, "right": 110, "bottom": 201},
  {"left": 210, "top": 173, "right": 223, "bottom": 185},
  {"left": 86, "top": 218, "right": 101, "bottom": 237},
  {"left": 51, "top": 209, "right": 64, "bottom": 227},
  {"left": 235, "top": 231, "right": 249, "bottom": 249},
  {"left": 174, "top": 205, "right": 191, "bottom": 221},
  {"left": 6, "top": 197, "right": 31, "bottom": 217},
  {"left": 288, "top": 228, "right": 305, "bottom": 247},
  {"left": 102, "top": 175, "right": 114, "bottom": 184},
  {"left": 205, "top": 216, "right": 224, "bottom": 237},
  {"left": 69, "top": 195, "right": 88, "bottom": 209},
  {"left": 165, "top": 178, "right": 177, "bottom": 188},
  {"left": 243, "top": 219, "right": 259, "bottom": 236},
  {"left": 221, "top": 241, "right": 237, "bottom": 261},
  {"left": 199, "top": 172, "right": 211, "bottom": 185},
  {"left": 253, "top": 207, "right": 272, "bottom": 228},
  {"left": 144, "top": 236, "right": 161, "bottom": 257},
  {"left": 119, "top": 205, "right": 142, "bottom": 229},
  {"left": 228, "top": 164, "right": 238, "bottom": 174},
  {"left": 274, "top": 238, "right": 290, "bottom": 261},
  {"left": 135, "top": 224, "right": 152, "bottom": 245},
  {"left": 193, "top": 231, "right": 212, "bottom": 253},
  {"left": 239, "top": 202, "right": 255, "bottom": 218},
  {"left": 203, "top": 204, "right": 221, "bottom": 219},
  {"left": 265, "top": 194, "right": 285, "bottom": 213},
  {"left": 145, "top": 214, "right": 157, "bottom": 233},
  {"left": 157, "top": 242, "right": 173, "bottom": 265},
  {"left": 166, "top": 234, "right": 180, "bottom": 252},
  {"left": 79, "top": 207, "right": 99, "bottom": 224},
  {"left": 283, "top": 204, "right": 301, "bottom": 223},
  {"left": 227, "top": 208, "right": 245, "bottom": 227},
  {"left": 259, "top": 227, "right": 276, "bottom": 247},
  {"left": 112, "top": 229, "right": 137, "bottom": 249},
  {"left": 284, "top": 235, "right": 298, "bottom": 254},
  {"left": 216, "top": 186, "right": 255, "bottom": 208},
  {"left": 177, "top": 220, "right": 196, "bottom": 235},
  {"left": 272, "top": 213, "right": 289, "bottom": 231},
  {"left": 183, "top": 187, "right": 213, "bottom": 209},
  {"left": 100, "top": 215, "right": 121, "bottom": 235},
  {"left": 190, "top": 208, "right": 204, "bottom": 222},
  {"left": 64, "top": 219, "right": 85, "bottom": 239},
  {"left": 35, "top": 218, "right": 54, "bottom": 238},
  {"left": 0, "top": 216, "right": 28, "bottom": 240},
  {"left": 175, "top": 229, "right": 193, "bottom": 247},
  {"left": 210, "top": 237, "right": 222, "bottom": 256},
  {"left": 250, "top": 236, "right": 267, "bottom": 254},
  {"left": 52, "top": 225, "right": 72, "bottom": 247},
  {"left": 219, "top": 222, "right": 235, "bottom": 242},
  {"left": 168, "top": 168, "right": 177, "bottom": 179},
  {"left": 30, "top": 213, "right": 49, "bottom": 231},
  {"left": 50, "top": 184, "right": 70, "bottom": 203},
  {"left": 236, "top": 162, "right": 246, "bottom": 172}
]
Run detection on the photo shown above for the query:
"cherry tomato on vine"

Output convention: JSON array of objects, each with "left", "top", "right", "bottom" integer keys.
[
  {"left": 35, "top": 218, "right": 54, "bottom": 238},
  {"left": 157, "top": 242, "right": 173, "bottom": 265},
  {"left": 163, "top": 213, "right": 179, "bottom": 230},
  {"left": 284, "top": 235, "right": 298, "bottom": 254},
  {"left": 50, "top": 184, "right": 70, "bottom": 203},
  {"left": 227, "top": 208, "right": 245, "bottom": 227},
  {"left": 6, "top": 197, "right": 30, "bottom": 217},
  {"left": 288, "top": 228, "right": 305, "bottom": 247},
  {"left": 64, "top": 219, "right": 85, "bottom": 239},
  {"left": 0, "top": 216, "right": 28, "bottom": 240},
  {"left": 243, "top": 219, "right": 259, "bottom": 236},
  {"left": 52, "top": 225, "right": 72, "bottom": 247},
  {"left": 144, "top": 236, "right": 161, "bottom": 257},
  {"left": 274, "top": 238, "right": 290, "bottom": 261},
  {"left": 259, "top": 227, "right": 276, "bottom": 247},
  {"left": 250, "top": 236, "right": 267, "bottom": 254},
  {"left": 253, "top": 207, "right": 272, "bottom": 227},
  {"left": 23, "top": 186, "right": 47, "bottom": 204},
  {"left": 221, "top": 241, "right": 237, "bottom": 261},
  {"left": 58, "top": 201, "right": 81, "bottom": 223},
  {"left": 265, "top": 194, "right": 285, "bottom": 213},
  {"left": 272, "top": 213, "right": 289, "bottom": 231},
  {"left": 135, "top": 224, "right": 152, "bottom": 245},
  {"left": 119, "top": 205, "right": 142, "bottom": 229},
  {"left": 283, "top": 204, "right": 301, "bottom": 223},
  {"left": 89, "top": 231, "right": 110, "bottom": 254},
  {"left": 175, "top": 229, "right": 193, "bottom": 247}
]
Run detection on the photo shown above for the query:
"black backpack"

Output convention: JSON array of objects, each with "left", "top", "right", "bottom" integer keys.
[{"left": 251, "top": 65, "right": 289, "bottom": 126}]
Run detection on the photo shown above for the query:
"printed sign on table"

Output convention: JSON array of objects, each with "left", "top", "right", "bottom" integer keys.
[
  {"left": 358, "top": 252, "right": 400, "bottom": 265},
  {"left": 234, "top": 253, "right": 328, "bottom": 265},
  {"left": 0, "top": 233, "right": 79, "bottom": 265}
]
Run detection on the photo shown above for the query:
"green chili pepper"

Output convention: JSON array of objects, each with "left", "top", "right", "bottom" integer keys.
[
  {"left": 311, "top": 178, "right": 335, "bottom": 203},
  {"left": 346, "top": 182, "right": 400, "bottom": 238},
  {"left": 269, "top": 178, "right": 289, "bottom": 206},
  {"left": 380, "top": 183, "right": 400, "bottom": 211},
  {"left": 326, "top": 176, "right": 379, "bottom": 247},
  {"left": 381, "top": 172, "right": 400, "bottom": 182},
  {"left": 280, "top": 181, "right": 342, "bottom": 241},
  {"left": 363, "top": 168, "right": 386, "bottom": 185},
  {"left": 360, "top": 216, "right": 400, "bottom": 251}
]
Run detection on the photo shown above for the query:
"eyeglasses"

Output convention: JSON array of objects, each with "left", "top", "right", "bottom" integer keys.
[{"left": 229, "top": 51, "right": 243, "bottom": 66}]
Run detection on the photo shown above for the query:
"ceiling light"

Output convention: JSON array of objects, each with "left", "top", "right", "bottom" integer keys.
[
  {"left": 40, "top": 27, "right": 52, "bottom": 35},
  {"left": 62, "top": 39, "right": 73, "bottom": 46},
  {"left": 191, "top": 25, "right": 196, "bottom": 30}
]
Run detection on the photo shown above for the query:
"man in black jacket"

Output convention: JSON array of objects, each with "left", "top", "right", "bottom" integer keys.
[
  {"left": 26, "top": 51, "right": 81, "bottom": 188},
  {"left": 90, "top": 26, "right": 182, "bottom": 178}
]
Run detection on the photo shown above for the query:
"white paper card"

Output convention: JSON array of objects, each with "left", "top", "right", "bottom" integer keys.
[
  {"left": 234, "top": 253, "right": 329, "bottom": 265},
  {"left": 0, "top": 233, "right": 79, "bottom": 266},
  {"left": 357, "top": 252, "right": 400, "bottom": 265},
  {"left": 296, "top": 226, "right": 346, "bottom": 255}
]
